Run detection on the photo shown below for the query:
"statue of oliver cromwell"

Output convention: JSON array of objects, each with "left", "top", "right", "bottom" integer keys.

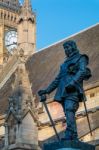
[{"left": 38, "top": 40, "right": 91, "bottom": 141}]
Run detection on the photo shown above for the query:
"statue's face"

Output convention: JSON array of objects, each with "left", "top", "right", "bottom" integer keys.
[{"left": 64, "top": 44, "right": 73, "bottom": 57}]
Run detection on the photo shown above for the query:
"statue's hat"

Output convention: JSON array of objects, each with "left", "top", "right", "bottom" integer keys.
[{"left": 63, "top": 40, "right": 77, "bottom": 49}]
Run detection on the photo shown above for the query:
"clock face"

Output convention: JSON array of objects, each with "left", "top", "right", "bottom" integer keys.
[{"left": 5, "top": 30, "right": 17, "bottom": 53}]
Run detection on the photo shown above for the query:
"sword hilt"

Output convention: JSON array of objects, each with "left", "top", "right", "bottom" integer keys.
[{"left": 40, "top": 94, "right": 46, "bottom": 102}]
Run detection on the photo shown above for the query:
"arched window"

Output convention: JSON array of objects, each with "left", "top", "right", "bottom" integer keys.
[
  {"left": 11, "top": 16, "right": 13, "bottom": 21},
  {"left": 4, "top": 13, "right": 6, "bottom": 19},
  {"left": 8, "top": 13, "right": 10, "bottom": 20},
  {"left": 14, "top": 17, "right": 16, "bottom": 22}
]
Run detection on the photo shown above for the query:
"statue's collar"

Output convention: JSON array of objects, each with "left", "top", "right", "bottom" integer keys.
[{"left": 64, "top": 52, "right": 80, "bottom": 63}]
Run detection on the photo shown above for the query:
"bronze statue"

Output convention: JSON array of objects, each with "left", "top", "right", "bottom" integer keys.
[{"left": 38, "top": 40, "right": 91, "bottom": 141}]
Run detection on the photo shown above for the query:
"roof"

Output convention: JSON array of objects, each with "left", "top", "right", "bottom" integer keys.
[
  {"left": 0, "top": 0, "right": 20, "bottom": 12},
  {"left": 26, "top": 23, "right": 99, "bottom": 100},
  {"left": 0, "top": 74, "right": 15, "bottom": 115}
]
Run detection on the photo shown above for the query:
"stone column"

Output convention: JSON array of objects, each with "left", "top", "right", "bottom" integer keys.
[
  {"left": 16, "top": 123, "right": 21, "bottom": 144},
  {"left": 4, "top": 123, "right": 8, "bottom": 147}
]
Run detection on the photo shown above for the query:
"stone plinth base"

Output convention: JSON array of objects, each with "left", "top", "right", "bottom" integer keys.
[
  {"left": 43, "top": 140, "right": 95, "bottom": 150},
  {"left": 57, "top": 148, "right": 80, "bottom": 150}
]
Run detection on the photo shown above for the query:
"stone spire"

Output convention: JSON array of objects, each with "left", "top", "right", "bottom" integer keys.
[
  {"left": 18, "top": 0, "right": 36, "bottom": 57},
  {"left": 22, "top": 0, "right": 32, "bottom": 13},
  {"left": 20, "top": 0, "right": 34, "bottom": 21},
  {"left": 23, "top": 0, "right": 31, "bottom": 8},
  {"left": 19, "top": 0, "right": 35, "bottom": 23},
  {"left": 4, "top": 50, "right": 40, "bottom": 150}
]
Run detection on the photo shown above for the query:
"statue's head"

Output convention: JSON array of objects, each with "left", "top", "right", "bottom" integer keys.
[{"left": 63, "top": 40, "right": 79, "bottom": 57}]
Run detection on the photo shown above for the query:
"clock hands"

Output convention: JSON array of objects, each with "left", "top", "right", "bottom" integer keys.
[{"left": 6, "top": 42, "right": 17, "bottom": 47}]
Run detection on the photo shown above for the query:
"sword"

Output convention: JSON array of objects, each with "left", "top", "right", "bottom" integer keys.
[
  {"left": 40, "top": 94, "right": 61, "bottom": 142},
  {"left": 83, "top": 94, "right": 92, "bottom": 136}
]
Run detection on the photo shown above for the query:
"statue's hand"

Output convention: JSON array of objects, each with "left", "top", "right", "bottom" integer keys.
[
  {"left": 40, "top": 94, "right": 46, "bottom": 102},
  {"left": 38, "top": 90, "right": 47, "bottom": 96},
  {"left": 38, "top": 90, "right": 47, "bottom": 102}
]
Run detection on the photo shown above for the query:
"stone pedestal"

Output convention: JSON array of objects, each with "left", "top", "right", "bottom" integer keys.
[{"left": 43, "top": 140, "right": 95, "bottom": 150}]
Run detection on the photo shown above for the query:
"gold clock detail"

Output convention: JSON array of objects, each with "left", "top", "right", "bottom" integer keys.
[{"left": 5, "top": 30, "right": 17, "bottom": 54}]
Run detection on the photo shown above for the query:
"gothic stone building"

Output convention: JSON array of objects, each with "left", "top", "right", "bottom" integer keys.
[{"left": 0, "top": 0, "right": 99, "bottom": 149}]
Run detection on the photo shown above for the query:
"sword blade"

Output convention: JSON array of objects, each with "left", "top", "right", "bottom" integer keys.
[
  {"left": 83, "top": 96, "right": 92, "bottom": 136},
  {"left": 43, "top": 101, "right": 61, "bottom": 142}
]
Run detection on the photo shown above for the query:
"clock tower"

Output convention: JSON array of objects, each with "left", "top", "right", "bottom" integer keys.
[{"left": 0, "top": 0, "right": 20, "bottom": 64}]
